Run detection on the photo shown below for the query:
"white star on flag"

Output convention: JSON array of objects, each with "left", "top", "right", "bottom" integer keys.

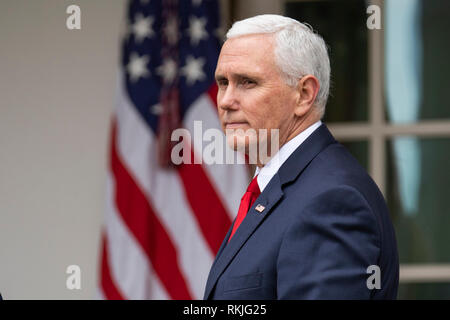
[
  {"left": 164, "top": 16, "right": 179, "bottom": 45},
  {"left": 157, "top": 58, "right": 177, "bottom": 84},
  {"left": 187, "top": 16, "right": 208, "bottom": 46},
  {"left": 181, "top": 55, "right": 206, "bottom": 85},
  {"left": 131, "top": 13, "right": 155, "bottom": 43},
  {"left": 127, "top": 52, "right": 150, "bottom": 83}
]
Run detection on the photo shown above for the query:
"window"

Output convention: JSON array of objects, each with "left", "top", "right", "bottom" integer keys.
[{"left": 285, "top": 0, "right": 450, "bottom": 299}]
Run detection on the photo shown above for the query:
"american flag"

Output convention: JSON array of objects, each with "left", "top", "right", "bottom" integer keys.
[{"left": 98, "top": 0, "right": 248, "bottom": 299}]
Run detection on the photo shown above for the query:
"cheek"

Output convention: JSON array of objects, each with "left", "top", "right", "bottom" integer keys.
[
  {"left": 241, "top": 98, "right": 266, "bottom": 128},
  {"left": 241, "top": 87, "right": 292, "bottom": 129},
  {"left": 256, "top": 94, "right": 285, "bottom": 127}
]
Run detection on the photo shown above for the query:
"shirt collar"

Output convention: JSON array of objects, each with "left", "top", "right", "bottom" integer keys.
[{"left": 254, "top": 120, "right": 322, "bottom": 192}]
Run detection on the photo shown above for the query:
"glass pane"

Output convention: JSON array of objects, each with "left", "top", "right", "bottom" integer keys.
[
  {"left": 386, "top": 137, "right": 450, "bottom": 264},
  {"left": 285, "top": 0, "right": 368, "bottom": 123},
  {"left": 399, "top": 283, "right": 450, "bottom": 300},
  {"left": 385, "top": 0, "right": 450, "bottom": 122},
  {"left": 340, "top": 140, "right": 368, "bottom": 171}
]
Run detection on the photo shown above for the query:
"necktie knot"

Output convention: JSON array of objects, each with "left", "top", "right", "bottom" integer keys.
[{"left": 246, "top": 175, "right": 261, "bottom": 196}]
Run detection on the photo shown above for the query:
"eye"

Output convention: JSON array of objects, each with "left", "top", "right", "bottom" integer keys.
[
  {"left": 240, "top": 78, "right": 256, "bottom": 87},
  {"left": 217, "top": 78, "right": 228, "bottom": 87}
]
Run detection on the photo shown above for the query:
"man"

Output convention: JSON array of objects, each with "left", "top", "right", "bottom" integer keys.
[{"left": 203, "top": 14, "right": 399, "bottom": 299}]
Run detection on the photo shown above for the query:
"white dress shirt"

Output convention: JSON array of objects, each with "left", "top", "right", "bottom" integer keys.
[{"left": 254, "top": 120, "right": 322, "bottom": 192}]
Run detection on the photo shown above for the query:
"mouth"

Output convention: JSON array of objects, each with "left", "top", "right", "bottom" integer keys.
[{"left": 224, "top": 122, "right": 248, "bottom": 129}]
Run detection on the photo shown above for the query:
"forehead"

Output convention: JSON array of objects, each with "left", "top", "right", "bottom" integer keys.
[{"left": 216, "top": 34, "right": 277, "bottom": 75}]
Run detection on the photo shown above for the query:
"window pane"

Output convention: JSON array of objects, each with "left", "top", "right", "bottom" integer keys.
[
  {"left": 399, "top": 283, "right": 450, "bottom": 299},
  {"left": 386, "top": 137, "right": 450, "bottom": 264},
  {"left": 285, "top": 0, "right": 368, "bottom": 122},
  {"left": 385, "top": 0, "right": 450, "bottom": 122},
  {"left": 340, "top": 140, "right": 368, "bottom": 171}
]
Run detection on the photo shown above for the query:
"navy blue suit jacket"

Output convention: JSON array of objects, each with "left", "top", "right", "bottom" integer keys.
[{"left": 203, "top": 124, "right": 399, "bottom": 299}]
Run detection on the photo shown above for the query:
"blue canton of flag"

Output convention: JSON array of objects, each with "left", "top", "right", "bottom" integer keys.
[{"left": 123, "top": 0, "right": 221, "bottom": 139}]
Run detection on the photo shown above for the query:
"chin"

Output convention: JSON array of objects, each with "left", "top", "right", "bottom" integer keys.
[{"left": 226, "top": 132, "right": 258, "bottom": 155}]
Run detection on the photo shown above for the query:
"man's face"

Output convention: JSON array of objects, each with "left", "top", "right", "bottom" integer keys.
[{"left": 214, "top": 34, "right": 299, "bottom": 157}]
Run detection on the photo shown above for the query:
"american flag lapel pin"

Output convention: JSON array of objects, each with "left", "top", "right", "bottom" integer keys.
[{"left": 255, "top": 204, "right": 265, "bottom": 213}]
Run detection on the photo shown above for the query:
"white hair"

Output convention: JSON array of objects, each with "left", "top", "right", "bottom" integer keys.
[{"left": 226, "top": 14, "right": 330, "bottom": 117}]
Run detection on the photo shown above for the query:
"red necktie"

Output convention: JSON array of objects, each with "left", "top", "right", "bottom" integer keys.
[{"left": 228, "top": 175, "right": 261, "bottom": 242}]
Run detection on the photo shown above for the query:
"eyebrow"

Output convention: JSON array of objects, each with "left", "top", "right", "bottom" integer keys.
[
  {"left": 215, "top": 73, "right": 259, "bottom": 82},
  {"left": 215, "top": 74, "right": 227, "bottom": 82}
]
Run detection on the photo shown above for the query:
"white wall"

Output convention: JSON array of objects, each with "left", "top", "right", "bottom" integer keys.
[{"left": 0, "top": 0, "right": 126, "bottom": 299}]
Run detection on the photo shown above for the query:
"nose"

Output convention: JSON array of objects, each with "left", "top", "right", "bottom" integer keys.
[{"left": 218, "top": 85, "right": 239, "bottom": 112}]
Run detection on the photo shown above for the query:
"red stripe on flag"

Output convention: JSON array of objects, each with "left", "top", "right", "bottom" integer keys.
[
  {"left": 110, "top": 121, "right": 193, "bottom": 300},
  {"left": 177, "top": 147, "right": 232, "bottom": 254},
  {"left": 100, "top": 233, "right": 125, "bottom": 300},
  {"left": 207, "top": 83, "right": 218, "bottom": 109}
]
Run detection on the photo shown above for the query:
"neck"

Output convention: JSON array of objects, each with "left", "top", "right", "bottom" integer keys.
[{"left": 255, "top": 110, "right": 320, "bottom": 168}]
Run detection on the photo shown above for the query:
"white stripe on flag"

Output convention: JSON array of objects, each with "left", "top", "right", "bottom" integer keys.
[
  {"left": 95, "top": 287, "right": 105, "bottom": 300},
  {"left": 105, "top": 173, "right": 169, "bottom": 299}
]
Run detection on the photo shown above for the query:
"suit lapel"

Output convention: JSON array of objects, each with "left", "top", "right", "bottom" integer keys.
[
  {"left": 203, "top": 174, "right": 284, "bottom": 299},
  {"left": 206, "top": 222, "right": 233, "bottom": 275},
  {"left": 203, "top": 124, "right": 337, "bottom": 299}
]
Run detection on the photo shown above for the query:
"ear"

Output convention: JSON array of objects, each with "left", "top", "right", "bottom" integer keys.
[{"left": 294, "top": 75, "right": 320, "bottom": 117}]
